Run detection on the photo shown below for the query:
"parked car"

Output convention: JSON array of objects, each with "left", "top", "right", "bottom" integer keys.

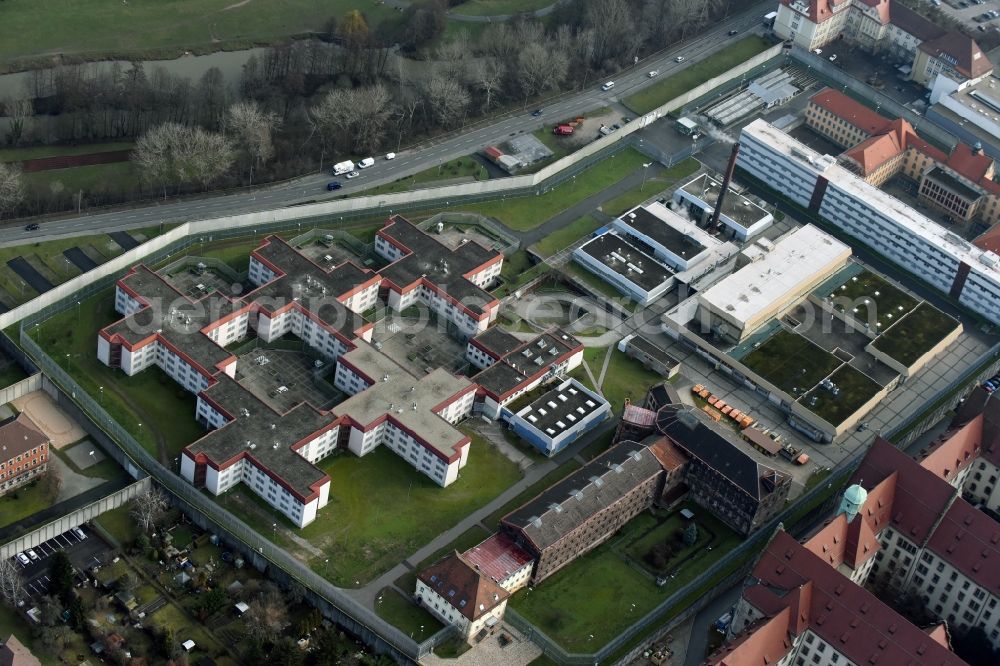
[
  {"left": 601, "top": 81, "right": 615, "bottom": 91},
  {"left": 675, "top": 56, "right": 685, "bottom": 63},
  {"left": 326, "top": 181, "right": 342, "bottom": 191},
  {"left": 647, "top": 70, "right": 659, "bottom": 78},
  {"left": 812, "top": 48, "right": 822, "bottom": 55},
  {"left": 553, "top": 124, "right": 575, "bottom": 135},
  {"left": 829, "top": 54, "right": 837, "bottom": 62},
  {"left": 24, "top": 223, "right": 39, "bottom": 231},
  {"left": 72, "top": 527, "right": 87, "bottom": 540},
  {"left": 15, "top": 553, "right": 29, "bottom": 566},
  {"left": 531, "top": 108, "right": 543, "bottom": 117},
  {"left": 611, "top": 123, "right": 621, "bottom": 131},
  {"left": 384, "top": 152, "right": 396, "bottom": 160},
  {"left": 728, "top": 29, "right": 739, "bottom": 36},
  {"left": 345, "top": 171, "right": 360, "bottom": 179},
  {"left": 26, "top": 549, "right": 39, "bottom": 562}
]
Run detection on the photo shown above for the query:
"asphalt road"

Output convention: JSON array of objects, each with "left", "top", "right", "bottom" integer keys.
[{"left": 0, "top": 2, "right": 771, "bottom": 249}]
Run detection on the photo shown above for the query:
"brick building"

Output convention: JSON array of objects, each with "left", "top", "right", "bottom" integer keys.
[{"left": 0, "top": 413, "right": 49, "bottom": 497}]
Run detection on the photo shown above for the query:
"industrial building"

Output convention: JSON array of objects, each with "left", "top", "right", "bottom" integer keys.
[
  {"left": 499, "top": 378, "right": 610, "bottom": 457},
  {"left": 672, "top": 173, "right": 774, "bottom": 241}
]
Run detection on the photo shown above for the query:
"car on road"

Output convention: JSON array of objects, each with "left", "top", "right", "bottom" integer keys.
[
  {"left": 15, "top": 553, "right": 29, "bottom": 566},
  {"left": 675, "top": 56, "right": 685, "bottom": 63},
  {"left": 385, "top": 152, "right": 396, "bottom": 160},
  {"left": 813, "top": 48, "right": 822, "bottom": 55},
  {"left": 326, "top": 181, "right": 342, "bottom": 191},
  {"left": 601, "top": 81, "right": 615, "bottom": 91},
  {"left": 357, "top": 157, "right": 375, "bottom": 169},
  {"left": 345, "top": 171, "right": 360, "bottom": 179},
  {"left": 829, "top": 54, "right": 837, "bottom": 62},
  {"left": 531, "top": 108, "right": 543, "bottom": 117},
  {"left": 647, "top": 70, "right": 659, "bottom": 78},
  {"left": 24, "top": 223, "right": 39, "bottom": 231},
  {"left": 26, "top": 549, "right": 39, "bottom": 562},
  {"left": 728, "top": 29, "right": 739, "bottom": 35},
  {"left": 611, "top": 123, "right": 621, "bottom": 131}
]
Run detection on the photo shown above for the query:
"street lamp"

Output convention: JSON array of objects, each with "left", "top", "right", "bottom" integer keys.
[
  {"left": 641, "top": 163, "right": 653, "bottom": 192},
  {"left": 272, "top": 522, "right": 277, "bottom": 540},
  {"left": 99, "top": 386, "right": 104, "bottom": 405}
]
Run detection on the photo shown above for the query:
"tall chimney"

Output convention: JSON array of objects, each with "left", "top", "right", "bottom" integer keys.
[{"left": 709, "top": 141, "right": 741, "bottom": 233}]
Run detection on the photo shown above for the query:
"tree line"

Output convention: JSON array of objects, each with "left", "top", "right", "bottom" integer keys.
[{"left": 0, "top": 0, "right": 746, "bottom": 218}]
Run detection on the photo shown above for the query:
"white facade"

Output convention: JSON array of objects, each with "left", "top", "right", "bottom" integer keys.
[
  {"left": 414, "top": 580, "right": 508, "bottom": 641},
  {"left": 964, "top": 457, "right": 1000, "bottom": 512},
  {"left": 738, "top": 119, "right": 1000, "bottom": 324}
]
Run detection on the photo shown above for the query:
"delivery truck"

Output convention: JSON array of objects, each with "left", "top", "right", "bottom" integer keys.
[{"left": 332, "top": 160, "right": 354, "bottom": 175}]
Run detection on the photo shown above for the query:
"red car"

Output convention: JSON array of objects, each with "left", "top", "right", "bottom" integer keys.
[{"left": 553, "top": 124, "right": 574, "bottom": 136}]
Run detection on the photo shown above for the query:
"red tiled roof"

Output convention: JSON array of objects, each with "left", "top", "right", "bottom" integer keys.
[
  {"left": 919, "top": 32, "right": 993, "bottom": 81},
  {"left": 622, "top": 403, "right": 657, "bottom": 427},
  {"left": 974, "top": 225, "right": 1000, "bottom": 255},
  {"left": 0, "top": 634, "right": 40, "bottom": 666},
  {"left": 707, "top": 606, "right": 794, "bottom": 666},
  {"left": 926, "top": 623, "right": 952, "bottom": 649},
  {"left": 810, "top": 89, "right": 892, "bottom": 136},
  {"left": 851, "top": 437, "right": 956, "bottom": 543},
  {"left": 843, "top": 132, "right": 903, "bottom": 175},
  {"left": 858, "top": 0, "right": 891, "bottom": 24},
  {"left": 720, "top": 531, "right": 964, "bottom": 666},
  {"left": 646, "top": 436, "right": 688, "bottom": 472},
  {"left": 462, "top": 533, "right": 534, "bottom": 585},
  {"left": 0, "top": 413, "right": 48, "bottom": 464},
  {"left": 417, "top": 553, "right": 509, "bottom": 621},
  {"left": 926, "top": 499, "right": 1000, "bottom": 597},
  {"left": 917, "top": 415, "right": 982, "bottom": 483}
]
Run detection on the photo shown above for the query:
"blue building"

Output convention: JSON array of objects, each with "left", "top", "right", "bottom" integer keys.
[{"left": 500, "top": 378, "right": 611, "bottom": 456}]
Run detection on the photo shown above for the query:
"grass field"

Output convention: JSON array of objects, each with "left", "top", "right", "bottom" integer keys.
[
  {"left": 570, "top": 347, "right": 664, "bottom": 414},
  {"left": 533, "top": 215, "right": 603, "bottom": 257},
  {"left": 374, "top": 588, "right": 443, "bottom": 641},
  {"left": 0, "top": 0, "right": 396, "bottom": 62},
  {"left": 871, "top": 302, "right": 959, "bottom": 367},
  {"left": 25, "top": 161, "right": 140, "bottom": 197},
  {"left": 0, "top": 353, "right": 27, "bottom": 388},
  {"left": 625, "top": 36, "right": 774, "bottom": 114},
  {"left": 0, "top": 142, "right": 133, "bottom": 162},
  {"left": 95, "top": 504, "right": 139, "bottom": 546},
  {"left": 741, "top": 328, "right": 842, "bottom": 398},
  {"left": 0, "top": 478, "right": 58, "bottom": 530},
  {"left": 598, "top": 158, "right": 701, "bottom": 218},
  {"left": 510, "top": 505, "right": 739, "bottom": 651},
  {"left": 801, "top": 364, "right": 882, "bottom": 426},
  {"left": 450, "top": 0, "right": 553, "bottom": 16},
  {"left": 449, "top": 148, "right": 649, "bottom": 231},
  {"left": 362, "top": 157, "right": 489, "bottom": 196}
]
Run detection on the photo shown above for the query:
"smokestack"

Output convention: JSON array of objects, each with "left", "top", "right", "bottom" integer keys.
[{"left": 709, "top": 141, "right": 741, "bottom": 233}]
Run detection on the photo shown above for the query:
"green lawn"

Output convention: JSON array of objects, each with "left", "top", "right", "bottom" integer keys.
[
  {"left": 801, "top": 364, "right": 882, "bottom": 426},
  {"left": 450, "top": 0, "right": 553, "bottom": 16},
  {"left": 533, "top": 215, "right": 603, "bottom": 257},
  {"left": 361, "top": 157, "right": 489, "bottom": 196},
  {"left": 740, "top": 329, "right": 842, "bottom": 398},
  {"left": 95, "top": 505, "right": 139, "bottom": 546},
  {"left": 451, "top": 148, "right": 649, "bottom": 231},
  {"left": 0, "top": 478, "right": 58, "bottom": 530},
  {"left": 625, "top": 36, "right": 774, "bottom": 114},
  {"left": 510, "top": 505, "right": 740, "bottom": 651},
  {"left": 53, "top": 443, "right": 128, "bottom": 481},
  {"left": 0, "top": 142, "right": 133, "bottom": 162},
  {"left": 0, "top": 0, "right": 395, "bottom": 62},
  {"left": 30, "top": 288, "right": 206, "bottom": 461},
  {"left": 485, "top": 460, "right": 582, "bottom": 528},
  {"left": 149, "top": 601, "right": 227, "bottom": 661},
  {"left": 0, "top": 354, "right": 27, "bottom": 388},
  {"left": 578, "top": 429, "right": 615, "bottom": 461},
  {"left": 871, "top": 302, "right": 960, "bottom": 367},
  {"left": 598, "top": 158, "right": 701, "bottom": 218},
  {"left": 25, "top": 161, "right": 140, "bottom": 196},
  {"left": 393, "top": 525, "right": 491, "bottom": 595},
  {"left": 572, "top": 347, "right": 664, "bottom": 414},
  {"left": 374, "top": 588, "right": 443, "bottom": 641}
]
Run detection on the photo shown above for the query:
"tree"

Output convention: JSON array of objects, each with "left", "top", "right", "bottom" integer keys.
[
  {"left": 49, "top": 551, "right": 74, "bottom": 604},
  {"left": 244, "top": 590, "right": 289, "bottom": 643},
  {"left": 683, "top": 522, "right": 698, "bottom": 547},
  {"left": 130, "top": 486, "right": 168, "bottom": 534},
  {"left": 517, "top": 42, "right": 569, "bottom": 101},
  {"left": 0, "top": 559, "right": 24, "bottom": 609},
  {"left": 38, "top": 594, "right": 65, "bottom": 627},
  {"left": 3, "top": 97, "right": 32, "bottom": 146},
  {"left": 40, "top": 465, "right": 62, "bottom": 501},
  {"left": 132, "top": 123, "right": 234, "bottom": 196},
  {"left": 470, "top": 58, "right": 506, "bottom": 113},
  {"left": 400, "top": 0, "right": 447, "bottom": 52},
  {"left": 420, "top": 75, "right": 470, "bottom": 128},
  {"left": 195, "top": 587, "right": 227, "bottom": 621},
  {"left": 225, "top": 101, "right": 280, "bottom": 177},
  {"left": 0, "top": 161, "right": 24, "bottom": 219}
]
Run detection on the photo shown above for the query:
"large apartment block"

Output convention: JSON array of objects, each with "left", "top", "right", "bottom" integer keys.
[{"left": 737, "top": 118, "right": 1000, "bottom": 323}]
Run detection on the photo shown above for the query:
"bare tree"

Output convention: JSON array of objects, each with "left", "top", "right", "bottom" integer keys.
[
  {"left": 225, "top": 101, "right": 280, "bottom": 179},
  {"left": 0, "top": 162, "right": 24, "bottom": 219},
  {"left": 420, "top": 75, "right": 470, "bottom": 128},
  {"left": 244, "top": 590, "right": 289, "bottom": 643},
  {"left": 40, "top": 465, "right": 63, "bottom": 502},
  {"left": 0, "top": 558, "right": 25, "bottom": 609},
  {"left": 4, "top": 98, "right": 33, "bottom": 146},
  {"left": 133, "top": 123, "right": 234, "bottom": 196},
  {"left": 309, "top": 84, "right": 393, "bottom": 153},
  {"left": 130, "top": 486, "right": 168, "bottom": 534},
  {"left": 517, "top": 42, "right": 569, "bottom": 102},
  {"left": 471, "top": 58, "right": 506, "bottom": 113}
]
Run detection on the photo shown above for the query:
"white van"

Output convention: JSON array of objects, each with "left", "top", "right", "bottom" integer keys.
[
  {"left": 357, "top": 157, "right": 375, "bottom": 169},
  {"left": 601, "top": 81, "right": 615, "bottom": 91},
  {"left": 332, "top": 160, "right": 354, "bottom": 176}
]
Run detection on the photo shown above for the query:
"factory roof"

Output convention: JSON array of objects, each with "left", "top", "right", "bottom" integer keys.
[
  {"left": 615, "top": 204, "right": 707, "bottom": 262},
  {"left": 679, "top": 174, "right": 770, "bottom": 231},
  {"left": 576, "top": 233, "right": 675, "bottom": 292}
]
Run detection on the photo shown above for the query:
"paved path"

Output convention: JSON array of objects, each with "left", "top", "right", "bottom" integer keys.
[{"left": 347, "top": 419, "right": 616, "bottom": 607}]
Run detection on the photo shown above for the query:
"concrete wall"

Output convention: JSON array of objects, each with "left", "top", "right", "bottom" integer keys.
[
  {"left": 0, "top": 478, "right": 149, "bottom": 558},
  {"left": 0, "top": 372, "right": 42, "bottom": 405}
]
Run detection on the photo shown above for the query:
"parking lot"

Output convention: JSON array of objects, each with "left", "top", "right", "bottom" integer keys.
[
  {"left": 13, "top": 524, "right": 113, "bottom": 602},
  {"left": 941, "top": 0, "right": 1000, "bottom": 35}
]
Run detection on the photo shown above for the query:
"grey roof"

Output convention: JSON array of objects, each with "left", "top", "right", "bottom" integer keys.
[
  {"left": 618, "top": 206, "right": 705, "bottom": 259},
  {"left": 471, "top": 327, "right": 522, "bottom": 358},
  {"left": 104, "top": 265, "right": 237, "bottom": 374},
  {"left": 378, "top": 216, "right": 501, "bottom": 316},
  {"left": 186, "top": 373, "right": 334, "bottom": 501},
  {"left": 577, "top": 233, "right": 674, "bottom": 292},
  {"left": 511, "top": 380, "right": 607, "bottom": 439},
  {"left": 474, "top": 361, "right": 529, "bottom": 398},
  {"left": 333, "top": 343, "right": 473, "bottom": 460},
  {"left": 249, "top": 236, "right": 372, "bottom": 340},
  {"left": 502, "top": 443, "right": 663, "bottom": 551},
  {"left": 473, "top": 330, "right": 580, "bottom": 399},
  {"left": 627, "top": 335, "right": 679, "bottom": 370},
  {"left": 680, "top": 173, "right": 770, "bottom": 231},
  {"left": 655, "top": 404, "right": 785, "bottom": 500}
]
